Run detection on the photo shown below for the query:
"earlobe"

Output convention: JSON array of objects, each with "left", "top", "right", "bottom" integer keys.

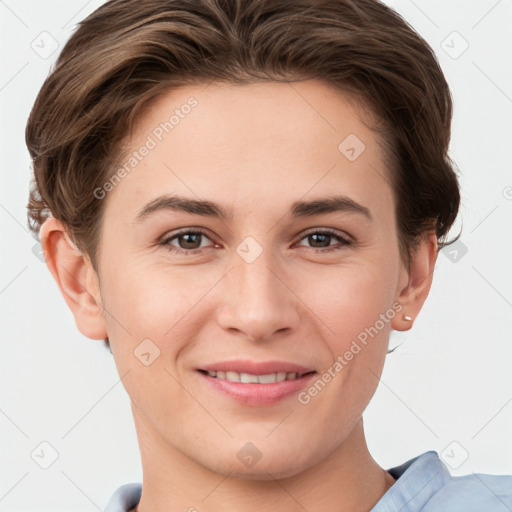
[
  {"left": 39, "top": 218, "right": 108, "bottom": 340},
  {"left": 392, "top": 232, "right": 438, "bottom": 331}
]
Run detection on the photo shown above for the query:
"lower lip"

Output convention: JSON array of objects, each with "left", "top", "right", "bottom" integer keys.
[{"left": 197, "top": 371, "right": 317, "bottom": 406}]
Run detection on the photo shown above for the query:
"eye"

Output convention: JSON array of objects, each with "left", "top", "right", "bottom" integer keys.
[
  {"left": 295, "top": 229, "right": 352, "bottom": 253},
  {"left": 159, "top": 228, "right": 216, "bottom": 254},
  {"left": 158, "top": 227, "right": 352, "bottom": 256}
]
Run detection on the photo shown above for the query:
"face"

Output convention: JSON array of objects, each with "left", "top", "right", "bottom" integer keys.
[{"left": 88, "top": 80, "right": 413, "bottom": 478}]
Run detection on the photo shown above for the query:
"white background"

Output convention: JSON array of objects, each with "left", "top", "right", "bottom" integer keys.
[{"left": 1, "top": 0, "right": 511, "bottom": 510}]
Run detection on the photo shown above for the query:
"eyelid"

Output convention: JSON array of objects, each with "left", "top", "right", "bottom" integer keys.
[
  {"left": 294, "top": 227, "right": 353, "bottom": 245},
  {"left": 160, "top": 226, "right": 214, "bottom": 241}
]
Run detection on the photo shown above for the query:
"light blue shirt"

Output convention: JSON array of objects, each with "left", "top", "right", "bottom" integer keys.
[{"left": 104, "top": 451, "right": 512, "bottom": 511}]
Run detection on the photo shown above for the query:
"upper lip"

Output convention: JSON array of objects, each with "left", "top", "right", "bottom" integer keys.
[{"left": 199, "top": 359, "right": 316, "bottom": 376}]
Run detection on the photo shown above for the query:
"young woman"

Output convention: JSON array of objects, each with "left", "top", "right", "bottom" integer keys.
[{"left": 26, "top": 0, "right": 512, "bottom": 510}]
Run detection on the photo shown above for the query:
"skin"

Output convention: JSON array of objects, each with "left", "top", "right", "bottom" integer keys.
[{"left": 40, "top": 80, "right": 437, "bottom": 512}]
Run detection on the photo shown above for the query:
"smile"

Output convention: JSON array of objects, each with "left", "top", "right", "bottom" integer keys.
[
  {"left": 198, "top": 369, "right": 313, "bottom": 383},
  {"left": 197, "top": 368, "right": 318, "bottom": 406}
]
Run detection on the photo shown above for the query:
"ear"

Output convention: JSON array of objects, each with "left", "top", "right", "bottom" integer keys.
[
  {"left": 391, "top": 232, "right": 438, "bottom": 331},
  {"left": 39, "top": 217, "right": 108, "bottom": 340}
]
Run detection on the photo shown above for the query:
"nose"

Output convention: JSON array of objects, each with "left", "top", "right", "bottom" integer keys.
[{"left": 216, "top": 244, "right": 301, "bottom": 342}]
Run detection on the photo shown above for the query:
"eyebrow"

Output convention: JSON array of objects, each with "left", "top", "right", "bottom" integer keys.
[
  {"left": 133, "top": 194, "right": 372, "bottom": 223},
  {"left": 134, "top": 195, "right": 231, "bottom": 223}
]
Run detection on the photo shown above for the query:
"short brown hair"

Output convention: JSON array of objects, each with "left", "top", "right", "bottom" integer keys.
[{"left": 26, "top": 0, "right": 460, "bottom": 343}]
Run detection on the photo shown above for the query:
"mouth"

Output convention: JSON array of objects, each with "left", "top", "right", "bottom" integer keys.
[
  {"left": 197, "top": 369, "right": 316, "bottom": 383},
  {"left": 195, "top": 361, "right": 318, "bottom": 406}
]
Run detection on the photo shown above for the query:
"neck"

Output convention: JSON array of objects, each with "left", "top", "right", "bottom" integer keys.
[{"left": 129, "top": 407, "right": 395, "bottom": 512}]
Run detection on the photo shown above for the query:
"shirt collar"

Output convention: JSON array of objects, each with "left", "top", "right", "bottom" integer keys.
[{"left": 371, "top": 451, "right": 451, "bottom": 511}]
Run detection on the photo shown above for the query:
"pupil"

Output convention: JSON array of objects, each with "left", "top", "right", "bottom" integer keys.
[
  {"left": 180, "top": 233, "right": 201, "bottom": 249},
  {"left": 310, "top": 233, "right": 330, "bottom": 247}
]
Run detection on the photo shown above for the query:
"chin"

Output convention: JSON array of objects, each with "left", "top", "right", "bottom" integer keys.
[
  {"left": 211, "top": 460, "right": 308, "bottom": 481},
  {"left": 196, "top": 442, "right": 318, "bottom": 481}
]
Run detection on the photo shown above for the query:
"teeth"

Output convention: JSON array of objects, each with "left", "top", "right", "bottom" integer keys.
[
  {"left": 257, "top": 373, "right": 276, "bottom": 383},
  {"left": 205, "top": 370, "right": 302, "bottom": 383},
  {"left": 240, "top": 372, "right": 259, "bottom": 383},
  {"left": 225, "top": 371, "right": 239, "bottom": 382}
]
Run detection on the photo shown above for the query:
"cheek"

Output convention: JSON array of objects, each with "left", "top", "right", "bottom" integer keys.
[
  {"left": 100, "top": 262, "right": 205, "bottom": 422},
  {"left": 298, "top": 261, "right": 398, "bottom": 345},
  {"left": 100, "top": 258, "right": 225, "bottom": 370},
  {"left": 102, "top": 257, "right": 205, "bottom": 330}
]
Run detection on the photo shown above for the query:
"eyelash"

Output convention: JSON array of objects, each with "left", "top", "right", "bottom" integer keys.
[{"left": 158, "top": 228, "right": 352, "bottom": 255}]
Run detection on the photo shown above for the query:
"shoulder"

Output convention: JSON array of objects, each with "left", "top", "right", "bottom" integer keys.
[
  {"left": 104, "top": 483, "right": 142, "bottom": 512},
  {"left": 423, "top": 471, "right": 512, "bottom": 512},
  {"left": 374, "top": 451, "right": 512, "bottom": 512}
]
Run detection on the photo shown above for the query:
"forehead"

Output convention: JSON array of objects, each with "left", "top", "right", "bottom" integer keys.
[{"left": 106, "top": 79, "right": 393, "bottom": 222}]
